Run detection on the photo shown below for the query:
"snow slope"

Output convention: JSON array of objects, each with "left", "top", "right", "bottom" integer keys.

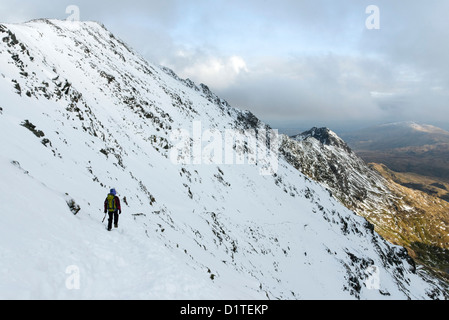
[{"left": 0, "top": 19, "right": 447, "bottom": 300}]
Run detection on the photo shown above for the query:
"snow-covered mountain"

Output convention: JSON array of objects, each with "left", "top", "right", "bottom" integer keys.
[
  {"left": 284, "top": 127, "right": 393, "bottom": 213},
  {"left": 1, "top": 19, "right": 448, "bottom": 300}
]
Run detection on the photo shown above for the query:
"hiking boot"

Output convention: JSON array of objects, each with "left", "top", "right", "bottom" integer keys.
[{"left": 114, "top": 223, "right": 118, "bottom": 228}]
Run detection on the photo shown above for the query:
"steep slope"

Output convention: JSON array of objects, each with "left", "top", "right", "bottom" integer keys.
[
  {"left": 285, "top": 128, "right": 395, "bottom": 215},
  {"left": 0, "top": 19, "right": 448, "bottom": 299},
  {"left": 370, "top": 163, "right": 449, "bottom": 273},
  {"left": 282, "top": 127, "right": 449, "bottom": 276}
]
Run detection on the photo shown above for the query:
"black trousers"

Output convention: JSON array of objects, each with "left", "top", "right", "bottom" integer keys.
[{"left": 107, "top": 211, "right": 119, "bottom": 230}]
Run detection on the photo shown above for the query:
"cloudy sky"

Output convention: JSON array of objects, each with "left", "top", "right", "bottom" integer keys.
[{"left": 1, "top": 0, "right": 448, "bottom": 133}]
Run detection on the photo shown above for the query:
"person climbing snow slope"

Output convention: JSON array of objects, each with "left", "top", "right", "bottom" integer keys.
[{"left": 104, "top": 188, "right": 121, "bottom": 231}]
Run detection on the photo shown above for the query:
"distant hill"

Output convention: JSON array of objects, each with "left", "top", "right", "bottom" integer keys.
[
  {"left": 342, "top": 122, "right": 449, "bottom": 150},
  {"left": 341, "top": 122, "right": 449, "bottom": 182}
]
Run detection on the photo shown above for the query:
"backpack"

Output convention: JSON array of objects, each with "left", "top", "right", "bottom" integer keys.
[{"left": 107, "top": 194, "right": 117, "bottom": 212}]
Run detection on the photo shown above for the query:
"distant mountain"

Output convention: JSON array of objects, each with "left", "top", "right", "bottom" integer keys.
[{"left": 341, "top": 122, "right": 449, "bottom": 182}]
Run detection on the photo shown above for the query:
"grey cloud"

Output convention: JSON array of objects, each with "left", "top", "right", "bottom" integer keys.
[
  {"left": 214, "top": 55, "right": 387, "bottom": 125},
  {"left": 1, "top": 0, "right": 448, "bottom": 131}
]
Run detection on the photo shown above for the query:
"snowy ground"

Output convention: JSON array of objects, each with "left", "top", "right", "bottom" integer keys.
[{"left": 0, "top": 156, "right": 218, "bottom": 300}]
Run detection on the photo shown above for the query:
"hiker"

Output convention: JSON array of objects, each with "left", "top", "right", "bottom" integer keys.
[{"left": 104, "top": 188, "right": 121, "bottom": 231}]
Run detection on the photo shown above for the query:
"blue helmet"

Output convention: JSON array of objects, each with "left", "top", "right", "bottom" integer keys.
[{"left": 110, "top": 188, "right": 117, "bottom": 196}]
